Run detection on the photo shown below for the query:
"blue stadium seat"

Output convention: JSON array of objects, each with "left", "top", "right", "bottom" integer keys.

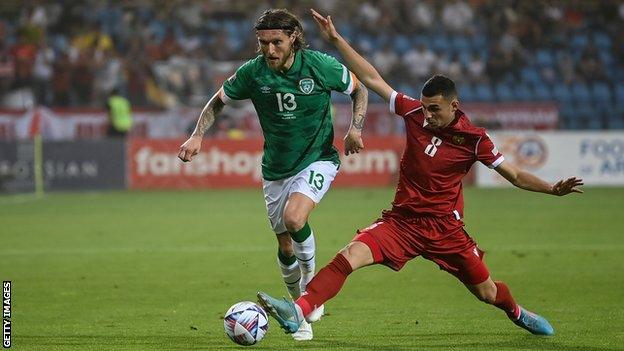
[
  {"left": 571, "top": 83, "right": 592, "bottom": 104},
  {"left": 495, "top": 83, "right": 514, "bottom": 101},
  {"left": 520, "top": 67, "right": 542, "bottom": 85},
  {"left": 458, "top": 51, "right": 472, "bottom": 66},
  {"left": 457, "top": 83, "right": 475, "bottom": 102},
  {"left": 559, "top": 103, "right": 580, "bottom": 129},
  {"left": 586, "top": 115, "right": 604, "bottom": 130},
  {"left": 591, "top": 82, "right": 612, "bottom": 104},
  {"left": 470, "top": 34, "right": 487, "bottom": 51},
  {"left": 513, "top": 84, "right": 534, "bottom": 101},
  {"left": 553, "top": 84, "right": 573, "bottom": 104},
  {"left": 616, "top": 83, "right": 624, "bottom": 101},
  {"left": 451, "top": 36, "right": 471, "bottom": 53},
  {"left": 431, "top": 35, "right": 451, "bottom": 53},
  {"left": 593, "top": 32, "right": 612, "bottom": 50},
  {"left": 393, "top": 35, "right": 412, "bottom": 55},
  {"left": 535, "top": 49, "right": 555, "bottom": 67},
  {"left": 474, "top": 84, "right": 495, "bottom": 102},
  {"left": 532, "top": 84, "right": 553, "bottom": 101},
  {"left": 608, "top": 115, "right": 624, "bottom": 129},
  {"left": 571, "top": 34, "right": 589, "bottom": 50}
]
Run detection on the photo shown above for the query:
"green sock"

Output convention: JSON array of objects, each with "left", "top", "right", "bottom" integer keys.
[
  {"left": 277, "top": 248, "right": 296, "bottom": 265},
  {"left": 290, "top": 222, "right": 312, "bottom": 243}
]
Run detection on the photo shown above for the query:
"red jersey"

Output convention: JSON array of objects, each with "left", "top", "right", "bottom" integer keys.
[{"left": 387, "top": 91, "right": 504, "bottom": 218}]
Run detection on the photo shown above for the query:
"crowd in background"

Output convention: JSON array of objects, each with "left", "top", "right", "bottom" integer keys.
[{"left": 1, "top": 0, "right": 623, "bottom": 128}]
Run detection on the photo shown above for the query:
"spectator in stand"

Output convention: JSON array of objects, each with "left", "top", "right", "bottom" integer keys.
[{"left": 403, "top": 43, "right": 437, "bottom": 81}]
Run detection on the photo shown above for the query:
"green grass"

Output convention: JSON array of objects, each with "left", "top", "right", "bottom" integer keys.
[{"left": 1, "top": 187, "right": 623, "bottom": 350}]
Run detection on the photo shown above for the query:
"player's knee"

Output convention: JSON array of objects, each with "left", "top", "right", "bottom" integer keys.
[
  {"left": 283, "top": 212, "right": 306, "bottom": 233},
  {"left": 338, "top": 242, "right": 373, "bottom": 270},
  {"left": 476, "top": 287, "right": 497, "bottom": 304}
]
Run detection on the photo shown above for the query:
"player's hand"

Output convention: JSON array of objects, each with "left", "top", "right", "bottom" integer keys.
[
  {"left": 551, "top": 177, "right": 584, "bottom": 196},
  {"left": 343, "top": 129, "right": 364, "bottom": 155},
  {"left": 310, "top": 9, "right": 340, "bottom": 42},
  {"left": 178, "top": 136, "right": 202, "bottom": 162}
]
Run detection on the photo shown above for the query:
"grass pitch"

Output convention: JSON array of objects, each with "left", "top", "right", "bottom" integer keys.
[{"left": 1, "top": 187, "right": 623, "bottom": 350}]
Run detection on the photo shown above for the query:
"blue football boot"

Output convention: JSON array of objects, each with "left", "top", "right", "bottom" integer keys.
[
  {"left": 257, "top": 292, "right": 302, "bottom": 334},
  {"left": 513, "top": 306, "right": 555, "bottom": 336}
]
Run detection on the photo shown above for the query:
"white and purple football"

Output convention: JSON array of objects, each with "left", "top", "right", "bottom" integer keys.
[{"left": 223, "top": 301, "right": 269, "bottom": 346}]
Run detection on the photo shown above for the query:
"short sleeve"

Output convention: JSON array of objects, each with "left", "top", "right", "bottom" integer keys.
[
  {"left": 316, "top": 53, "right": 357, "bottom": 94},
  {"left": 476, "top": 133, "right": 505, "bottom": 168},
  {"left": 389, "top": 91, "right": 423, "bottom": 117},
  {"left": 221, "top": 61, "right": 253, "bottom": 103}
]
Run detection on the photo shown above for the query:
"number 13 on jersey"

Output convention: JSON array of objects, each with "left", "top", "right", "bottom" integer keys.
[{"left": 276, "top": 93, "right": 297, "bottom": 112}]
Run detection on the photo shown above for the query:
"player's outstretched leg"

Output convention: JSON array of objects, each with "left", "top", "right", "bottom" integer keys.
[
  {"left": 513, "top": 306, "right": 555, "bottom": 336},
  {"left": 257, "top": 292, "right": 303, "bottom": 334}
]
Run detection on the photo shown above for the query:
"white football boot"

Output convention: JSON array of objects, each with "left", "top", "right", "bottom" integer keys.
[{"left": 292, "top": 319, "right": 313, "bottom": 341}]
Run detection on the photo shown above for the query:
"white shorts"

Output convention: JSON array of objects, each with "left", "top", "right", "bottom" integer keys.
[{"left": 263, "top": 160, "right": 339, "bottom": 234}]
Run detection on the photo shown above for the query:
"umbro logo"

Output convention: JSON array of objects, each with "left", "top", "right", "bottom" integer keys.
[{"left": 260, "top": 86, "right": 271, "bottom": 93}]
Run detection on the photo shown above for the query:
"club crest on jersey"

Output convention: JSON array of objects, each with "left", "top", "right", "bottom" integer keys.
[
  {"left": 452, "top": 135, "right": 465, "bottom": 145},
  {"left": 299, "top": 78, "right": 314, "bottom": 94}
]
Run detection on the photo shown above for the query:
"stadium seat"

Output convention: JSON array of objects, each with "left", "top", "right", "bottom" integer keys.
[
  {"left": 393, "top": 35, "right": 412, "bottom": 55},
  {"left": 608, "top": 115, "right": 624, "bottom": 129},
  {"left": 535, "top": 49, "right": 555, "bottom": 67},
  {"left": 591, "top": 82, "right": 612, "bottom": 104},
  {"left": 450, "top": 36, "right": 471, "bottom": 53},
  {"left": 553, "top": 84, "right": 573, "bottom": 104},
  {"left": 474, "top": 84, "right": 495, "bottom": 102},
  {"left": 532, "top": 84, "right": 553, "bottom": 101},
  {"left": 593, "top": 32, "right": 612, "bottom": 50},
  {"left": 513, "top": 84, "right": 534, "bottom": 101},
  {"left": 571, "top": 83, "right": 592, "bottom": 104},
  {"left": 615, "top": 83, "right": 624, "bottom": 101},
  {"left": 470, "top": 34, "right": 487, "bottom": 51},
  {"left": 431, "top": 35, "right": 451, "bottom": 53},
  {"left": 571, "top": 33, "right": 589, "bottom": 51},
  {"left": 457, "top": 83, "right": 475, "bottom": 102},
  {"left": 495, "top": 83, "right": 514, "bottom": 101},
  {"left": 520, "top": 67, "right": 542, "bottom": 86}
]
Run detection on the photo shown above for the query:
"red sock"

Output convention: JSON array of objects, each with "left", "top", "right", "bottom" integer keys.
[
  {"left": 493, "top": 281, "right": 520, "bottom": 320},
  {"left": 296, "top": 253, "right": 353, "bottom": 317}
]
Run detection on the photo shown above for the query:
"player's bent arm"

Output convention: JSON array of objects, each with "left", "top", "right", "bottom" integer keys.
[
  {"left": 349, "top": 81, "right": 368, "bottom": 133},
  {"left": 178, "top": 88, "right": 225, "bottom": 162},
  {"left": 191, "top": 88, "right": 225, "bottom": 137}
]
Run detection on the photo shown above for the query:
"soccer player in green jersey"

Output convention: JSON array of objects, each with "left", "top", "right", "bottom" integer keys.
[{"left": 178, "top": 9, "right": 368, "bottom": 341}]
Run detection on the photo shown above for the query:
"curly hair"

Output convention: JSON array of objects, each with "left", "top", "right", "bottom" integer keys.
[{"left": 254, "top": 9, "right": 307, "bottom": 51}]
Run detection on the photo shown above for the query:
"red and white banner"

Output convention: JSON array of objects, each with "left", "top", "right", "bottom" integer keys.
[
  {"left": 0, "top": 103, "right": 558, "bottom": 141},
  {"left": 128, "top": 137, "right": 405, "bottom": 189}
]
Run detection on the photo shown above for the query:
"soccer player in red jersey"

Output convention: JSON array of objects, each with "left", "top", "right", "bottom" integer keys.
[{"left": 257, "top": 10, "right": 584, "bottom": 337}]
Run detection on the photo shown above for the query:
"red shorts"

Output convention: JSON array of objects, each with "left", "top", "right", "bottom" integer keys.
[{"left": 353, "top": 213, "right": 489, "bottom": 285}]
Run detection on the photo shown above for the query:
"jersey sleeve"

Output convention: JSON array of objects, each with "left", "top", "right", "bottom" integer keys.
[
  {"left": 221, "top": 61, "right": 253, "bottom": 104},
  {"left": 389, "top": 91, "right": 423, "bottom": 117},
  {"left": 317, "top": 53, "right": 357, "bottom": 94},
  {"left": 476, "top": 132, "right": 505, "bottom": 168}
]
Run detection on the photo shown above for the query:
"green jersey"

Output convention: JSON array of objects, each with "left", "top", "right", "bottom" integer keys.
[{"left": 221, "top": 49, "right": 356, "bottom": 180}]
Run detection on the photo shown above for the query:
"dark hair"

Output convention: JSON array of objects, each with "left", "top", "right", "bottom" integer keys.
[
  {"left": 254, "top": 9, "right": 307, "bottom": 51},
  {"left": 421, "top": 75, "right": 457, "bottom": 99}
]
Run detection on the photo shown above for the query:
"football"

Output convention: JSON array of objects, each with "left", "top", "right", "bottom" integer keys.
[{"left": 223, "top": 301, "right": 269, "bottom": 346}]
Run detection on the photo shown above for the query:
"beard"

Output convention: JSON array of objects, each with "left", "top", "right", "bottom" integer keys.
[{"left": 265, "top": 48, "right": 294, "bottom": 71}]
